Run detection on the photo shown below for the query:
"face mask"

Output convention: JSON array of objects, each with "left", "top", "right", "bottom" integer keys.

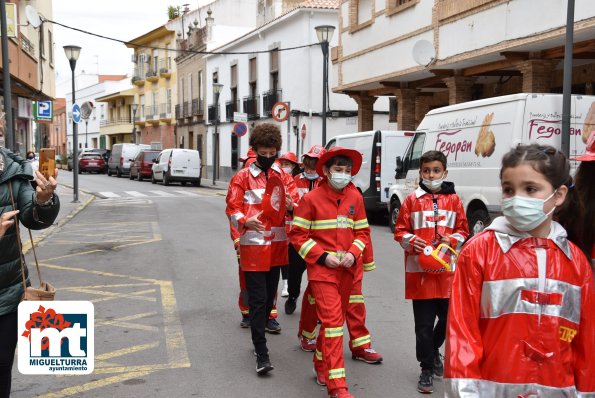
[
  {"left": 303, "top": 171, "right": 319, "bottom": 180},
  {"left": 282, "top": 166, "right": 294, "bottom": 174},
  {"left": 501, "top": 190, "right": 557, "bottom": 232},
  {"left": 257, "top": 154, "right": 277, "bottom": 171},
  {"left": 27, "top": 156, "right": 35, "bottom": 160},
  {"left": 329, "top": 172, "right": 352, "bottom": 190},
  {"left": 422, "top": 173, "right": 445, "bottom": 191}
]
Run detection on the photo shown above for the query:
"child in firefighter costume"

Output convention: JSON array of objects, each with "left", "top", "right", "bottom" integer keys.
[
  {"left": 445, "top": 144, "right": 595, "bottom": 397},
  {"left": 290, "top": 147, "right": 371, "bottom": 398},
  {"left": 226, "top": 124, "right": 298, "bottom": 375},
  {"left": 394, "top": 150, "right": 469, "bottom": 394}
]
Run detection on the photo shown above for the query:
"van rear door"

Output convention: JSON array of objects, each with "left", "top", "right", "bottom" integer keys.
[{"left": 381, "top": 132, "right": 414, "bottom": 203}]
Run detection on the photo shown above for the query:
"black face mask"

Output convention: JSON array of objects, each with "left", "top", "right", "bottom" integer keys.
[
  {"left": 27, "top": 156, "right": 35, "bottom": 160},
  {"left": 257, "top": 154, "right": 277, "bottom": 171}
]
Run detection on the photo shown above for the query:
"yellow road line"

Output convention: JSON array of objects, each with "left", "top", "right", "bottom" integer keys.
[
  {"left": 159, "top": 281, "right": 191, "bottom": 365},
  {"left": 95, "top": 342, "right": 160, "bottom": 361},
  {"left": 42, "top": 250, "right": 105, "bottom": 262},
  {"left": 38, "top": 263, "right": 160, "bottom": 283},
  {"left": 62, "top": 282, "right": 156, "bottom": 289},
  {"left": 89, "top": 362, "right": 190, "bottom": 375},
  {"left": 66, "top": 287, "right": 157, "bottom": 303},
  {"left": 38, "top": 370, "right": 155, "bottom": 397}
]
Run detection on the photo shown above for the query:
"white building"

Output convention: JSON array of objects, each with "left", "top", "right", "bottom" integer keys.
[
  {"left": 65, "top": 76, "right": 131, "bottom": 152},
  {"left": 205, "top": 2, "right": 391, "bottom": 180}
]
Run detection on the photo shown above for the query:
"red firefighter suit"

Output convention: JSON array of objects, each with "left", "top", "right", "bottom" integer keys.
[
  {"left": 445, "top": 217, "right": 595, "bottom": 397},
  {"left": 290, "top": 182, "right": 371, "bottom": 393}
]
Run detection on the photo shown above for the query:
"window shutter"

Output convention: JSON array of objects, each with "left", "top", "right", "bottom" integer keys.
[
  {"left": 231, "top": 65, "right": 238, "bottom": 88},
  {"left": 249, "top": 58, "right": 257, "bottom": 83},
  {"left": 270, "top": 49, "right": 278, "bottom": 73}
]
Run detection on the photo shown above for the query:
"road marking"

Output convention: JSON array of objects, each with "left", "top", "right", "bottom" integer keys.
[
  {"left": 174, "top": 190, "right": 201, "bottom": 197},
  {"left": 62, "top": 287, "right": 157, "bottom": 303},
  {"left": 97, "top": 191, "right": 121, "bottom": 198},
  {"left": 95, "top": 311, "right": 159, "bottom": 332},
  {"left": 149, "top": 190, "right": 176, "bottom": 197},
  {"left": 159, "top": 280, "right": 191, "bottom": 365},
  {"left": 38, "top": 370, "right": 155, "bottom": 397},
  {"left": 124, "top": 191, "right": 148, "bottom": 197},
  {"left": 95, "top": 342, "right": 160, "bottom": 362}
]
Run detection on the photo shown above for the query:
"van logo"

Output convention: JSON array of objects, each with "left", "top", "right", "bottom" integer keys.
[
  {"left": 435, "top": 130, "right": 473, "bottom": 161},
  {"left": 528, "top": 118, "right": 582, "bottom": 140}
]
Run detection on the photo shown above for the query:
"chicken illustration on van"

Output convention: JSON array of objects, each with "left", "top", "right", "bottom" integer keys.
[{"left": 474, "top": 113, "right": 496, "bottom": 157}]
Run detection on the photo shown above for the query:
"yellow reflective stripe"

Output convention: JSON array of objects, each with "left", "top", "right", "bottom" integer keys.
[
  {"left": 233, "top": 237, "right": 240, "bottom": 244},
  {"left": 328, "top": 368, "right": 346, "bottom": 379},
  {"left": 351, "top": 335, "right": 371, "bottom": 348},
  {"left": 324, "top": 327, "right": 344, "bottom": 338},
  {"left": 241, "top": 310, "right": 249, "bottom": 315},
  {"left": 307, "top": 294, "right": 316, "bottom": 305},
  {"left": 293, "top": 216, "right": 311, "bottom": 229},
  {"left": 302, "top": 328, "right": 317, "bottom": 339},
  {"left": 353, "top": 239, "right": 365, "bottom": 251},
  {"left": 299, "top": 239, "right": 317, "bottom": 258},
  {"left": 311, "top": 219, "right": 352, "bottom": 230},
  {"left": 363, "top": 261, "right": 376, "bottom": 272},
  {"left": 315, "top": 349, "right": 323, "bottom": 361},
  {"left": 349, "top": 295, "right": 364, "bottom": 304},
  {"left": 354, "top": 219, "right": 369, "bottom": 229},
  {"left": 270, "top": 309, "right": 278, "bottom": 315}
]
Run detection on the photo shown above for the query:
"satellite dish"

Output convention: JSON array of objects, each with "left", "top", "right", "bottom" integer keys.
[
  {"left": 412, "top": 40, "right": 436, "bottom": 67},
  {"left": 25, "top": 5, "right": 42, "bottom": 28}
]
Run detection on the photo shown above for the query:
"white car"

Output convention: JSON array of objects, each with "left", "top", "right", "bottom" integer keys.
[{"left": 151, "top": 148, "right": 201, "bottom": 186}]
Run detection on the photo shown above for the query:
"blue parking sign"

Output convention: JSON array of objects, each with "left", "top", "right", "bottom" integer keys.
[{"left": 36, "top": 100, "right": 53, "bottom": 121}]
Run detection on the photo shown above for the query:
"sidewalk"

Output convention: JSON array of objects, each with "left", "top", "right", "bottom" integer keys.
[{"left": 20, "top": 184, "right": 94, "bottom": 254}]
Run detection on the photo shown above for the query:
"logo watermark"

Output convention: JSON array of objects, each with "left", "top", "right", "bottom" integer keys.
[{"left": 18, "top": 301, "right": 94, "bottom": 375}]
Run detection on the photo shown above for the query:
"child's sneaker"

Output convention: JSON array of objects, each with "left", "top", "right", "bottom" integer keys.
[
  {"left": 285, "top": 297, "right": 297, "bottom": 314},
  {"left": 329, "top": 388, "right": 354, "bottom": 398},
  {"left": 313, "top": 368, "right": 326, "bottom": 386},
  {"left": 255, "top": 353, "right": 274, "bottom": 375},
  {"left": 417, "top": 369, "right": 434, "bottom": 394},
  {"left": 240, "top": 317, "right": 250, "bottom": 328},
  {"left": 351, "top": 348, "right": 383, "bottom": 364},
  {"left": 281, "top": 280, "right": 289, "bottom": 297},
  {"left": 300, "top": 336, "right": 317, "bottom": 352},
  {"left": 265, "top": 318, "right": 282, "bottom": 334},
  {"left": 433, "top": 350, "right": 444, "bottom": 378}
]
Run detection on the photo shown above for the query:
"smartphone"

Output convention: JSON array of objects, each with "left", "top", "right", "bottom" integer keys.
[{"left": 39, "top": 148, "right": 56, "bottom": 179}]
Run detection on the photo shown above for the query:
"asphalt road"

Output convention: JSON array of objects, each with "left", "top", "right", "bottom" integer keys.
[{"left": 12, "top": 171, "right": 445, "bottom": 398}]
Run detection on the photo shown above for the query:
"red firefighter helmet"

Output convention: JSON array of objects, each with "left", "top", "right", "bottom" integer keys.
[
  {"left": 278, "top": 152, "right": 299, "bottom": 165},
  {"left": 261, "top": 175, "right": 286, "bottom": 226},
  {"left": 303, "top": 145, "right": 326, "bottom": 160},
  {"left": 576, "top": 131, "right": 595, "bottom": 162}
]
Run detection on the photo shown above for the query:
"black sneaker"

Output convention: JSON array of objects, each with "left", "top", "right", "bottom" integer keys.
[
  {"left": 240, "top": 317, "right": 250, "bottom": 328},
  {"left": 285, "top": 297, "right": 297, "bottom": 314},
  {"left": 417, "top": 369, "right": 434, "bottom": 394},
  {"left": 433, "top": 350, "right": 444, "bottom": 378},
  {"left": 256, "top": 353, "right": 274, "bottom": 375},
  {"left": 265, "top": 318, "right": 282, "bottom": 334}
]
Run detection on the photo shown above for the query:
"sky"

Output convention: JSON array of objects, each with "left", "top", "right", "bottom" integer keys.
[{"left": 51, "top": 0, "right": 211, "bottom": 89}]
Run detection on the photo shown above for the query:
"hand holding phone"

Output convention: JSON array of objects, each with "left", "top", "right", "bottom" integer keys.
[{"left": 39, "top": 148, "right": 56, "bottom": 180}]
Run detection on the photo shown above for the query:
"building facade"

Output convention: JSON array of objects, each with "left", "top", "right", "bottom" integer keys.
[
  {"left": 51, "top": 97, "right": 66, "bottom": 157},
  {"left": 95, "top": 89, "right": 137, "bottom": 148},
  {"left": 334, "top": 0, "right": 595, "bottom": 130}
]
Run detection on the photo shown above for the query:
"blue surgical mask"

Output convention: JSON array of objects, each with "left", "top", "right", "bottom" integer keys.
[
  {"left": 329, "top": 172, "right": 352, "bottom": 190},
  {"left": 422, "top": 173, "right": 445, "bottom": 191},
  {"left": 303, "top": 171, "right": 319, "bottom": 180},
  {"left": 501, "top": 190, "right": 557, "bottom": 232}
]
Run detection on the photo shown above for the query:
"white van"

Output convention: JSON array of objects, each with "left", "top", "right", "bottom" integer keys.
[
  {"left": 151, "top": 148, "right": 201, "bottom": 186},
  {"left": 326, "top": 130, "right": 414, "bottom": 218},
  {"left": 107, "top": 143, "right": 151, "bottom": 177},
  {"left": 387, "top": 93, "right": 593, "bottom": 233}
]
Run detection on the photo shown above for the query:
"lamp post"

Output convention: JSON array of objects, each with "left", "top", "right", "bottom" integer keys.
[
  {"left": 315, "top": 25, "right": 335, "bottom": 146},
  {"left": 64, "top": 45, "right": 81, "bottom": 203},
  {"left": 131, "top": 103, "right": 138, "bottom": 144},
  {"left": 212, "top": 82, "right": 223, "bottom": 186}
]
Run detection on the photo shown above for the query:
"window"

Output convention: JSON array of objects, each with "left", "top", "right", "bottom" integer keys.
[
  {"left": 140, "top": 95, "right": 145, "bottom": 118},
  {"left": 349, "top": 0, "right": 374, "bottom": 31},
  {"left": 152, "top": 49, "right": 159, "bottom": 73},
  {"left": 270, "top": 49, "right": 278, "bottom": 92},
  {"left": 152, "top": 92, "right": 158, "bottom": 115},
  {"left": 48, "top": 30, "right": 53, "bottom": 64},
  {"left": 198, "top": 70, "right": 203, "bottom": 101},
  {"left": 230, "top": 64, "right": 237, "bottom": 89},
  {"left": 166, "top": 89, "right": 172, "bottom": 112},
  {"left": 386, "top": 0, "right": 418, "bottom": 16},
  {"left": 249, "top": 57, "right": 257, "bottom": 98}
]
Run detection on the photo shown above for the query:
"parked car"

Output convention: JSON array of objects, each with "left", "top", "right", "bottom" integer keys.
[
  {"left": 130, "top": 150, "right": 160, "bottom": 181},
  {"left": 107, "top": 143, "right": 151, "bottom": 177},
  {"left": 67, "top": 148, "right": 109, "bottom": 171},
  {"left": 78, "top": 153, "right": 106, "bottom": 174},
  {"left": 151, "top": 148, "right": 201, "bottom": 186}
]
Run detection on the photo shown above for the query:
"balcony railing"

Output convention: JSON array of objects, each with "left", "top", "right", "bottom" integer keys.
[
  {"left": 99, "top": 117, "right": 132, "bottom": 127},
  {"left": 175, "top": 104, "right": 182, "bottom": 119},
  {"left": 262, "top": 89, "right": 282, "bottom": 118},
  {"left": 159, "top": 57, "right": 172, "bottom": 74},
  {"left": 182, "top": 101, "right": 190, "bottom": 118},
  {"left": 243, "top": 95, "right": 260, "bottom": 120},
  {"left": 159, "top": 103, "right": 172, "bottom": 119},
  {"left": 20, "top": 34, "right": 35, "bottom": 57},
  {"left": 145, "top": 68, "right": 158, "bottom": 80},
  {"left": 226, "top": 100, "right": 240, "bottom": 122},
  {"left": 208, "top": 104, "right": 220, "bottom": 124},
  {"left": 191, "top": 98, "right": 203, "bottom": 116},
  {"left": 145, "top": 105, "right": 158, "bottom": 120}
]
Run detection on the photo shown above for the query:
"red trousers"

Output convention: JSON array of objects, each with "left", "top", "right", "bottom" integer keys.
[
  {"left": 311, "top": 271, "right": 354, "bottom": 393},
  {"left": 238, "top": 265, "right": 278, "bottom": 320}
]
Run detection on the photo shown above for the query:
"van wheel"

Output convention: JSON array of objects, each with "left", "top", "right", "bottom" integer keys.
[
  {"left": 116, "top": 168, "right": 122, "bottom": 178},
  {"left": 389, "top": 198, "right": 401, "bottom": 233},
  {"left": 151, "top": 173, "right": 156, "bottom": 184},
  {"left": 468, "top": 209, "right": 490, "bottom": 237},
  {"left": 163, "top": 173, "right": 170, "bottom": 186}
]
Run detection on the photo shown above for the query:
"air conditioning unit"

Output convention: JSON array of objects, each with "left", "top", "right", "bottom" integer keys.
[{"left": 131, "top": 54, "right": 138, "bottom": 63}]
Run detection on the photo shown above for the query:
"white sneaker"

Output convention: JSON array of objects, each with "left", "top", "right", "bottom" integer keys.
[{"left": 281, "top": 280, "right": 289, "bottom": 297}]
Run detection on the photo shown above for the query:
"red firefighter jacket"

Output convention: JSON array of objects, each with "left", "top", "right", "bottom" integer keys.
[
  {"left": 394, "top": 183, "right": 469, "bottom": 299},
  {"left": 294, "top": 173, "right": 324, "bottom": 201},
  {"left": 226, "top": 162, "right": 299, "bottom": 271},
  {"left": 290, "top": 182, "right": 371, "bottom": 283},
  {"left": 445, "top": 217, "right": 595, "bottom": 397}
]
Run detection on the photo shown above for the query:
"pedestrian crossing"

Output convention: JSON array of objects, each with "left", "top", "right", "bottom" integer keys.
[{"left": 95, "top": 190, "right": 208, "bottom": 199}]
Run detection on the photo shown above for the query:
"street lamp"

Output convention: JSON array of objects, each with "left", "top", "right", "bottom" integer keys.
[
  {"left": 212, "top": 82, "right": 223, "bottom": 186},
  {"left": 131, "top": 103, "right": 138, "bottom": 144},
  {"left": 315, "top": 25, "right": 335, "bottom": 146},
  {"left": 64, "top": 45, "right": 81, "bottom": 203}
]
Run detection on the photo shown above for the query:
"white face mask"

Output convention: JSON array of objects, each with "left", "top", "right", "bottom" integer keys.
[
  {"left": 422, "top": 173, "right": 445, "bottom": 191},
  {"left": 303, "top": 171, "right": 319, "bottom": 180},
  {"left": 501, "top": 190, "right": 557, "bottom": 232},
  {"left": 282, "top": 166, "right": 294, "bottom": 174},
  {"left": 329, "top": 172, "right": 352, "bottom": 190}
]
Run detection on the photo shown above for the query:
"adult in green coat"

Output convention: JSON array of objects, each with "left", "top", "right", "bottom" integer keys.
[{"left": 0, "top": 146, "right": 60, "bottom": 398}]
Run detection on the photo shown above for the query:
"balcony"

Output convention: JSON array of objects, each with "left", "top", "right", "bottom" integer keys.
[
  {"left": 182, "top": 101, "right": 190, "bottom": 118},
  {"left": 99, "top": 117, "right": 133, "bottom": 136},
  {"left": 145, "top": 68, "right": 159, "bottom": 83},
  {"left": 191, "top": 98, "right": 203, "bottom": 116},
  {"left": 131, "top": 72, "right": 145, "bottom": 86},
  {"left": 175, "top": 104, "right": 182, "bottom": 120},
  {"left": 208, "top": 104, "right": 220, "bottom": 124},
  {"left": 159, "top": 58, "right": 172, "bottom": 78},
  {"left": 159, "top": 103, "right": 173, "bottom": 122},
  {"left": 262, "top": 89, "right": 282, "bottom": 118},
  {"left": 226, "top": 100, "right": 240, "bottom": 122},
  {"left": 145, "top": 105, "right": 159, "bottom": 123},
  {"left": 243, "top": 95, "right": 260, "bottom": 120}
]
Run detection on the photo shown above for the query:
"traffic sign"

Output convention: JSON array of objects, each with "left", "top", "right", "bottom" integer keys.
[
  {"left": 272, "top": 102, "right": 289, "bottom": 122},
  {"left": 233, "top": 122, "right": 248, "bottom": 137},
  {"left": 35, "top": 100, "right": 53, "bottom": 121},
  {"left": 301, "top": 123, "right": 307, "bottom": 140},
  {"left": 72, "top": 104, "right": 81, "bottom": 124}
]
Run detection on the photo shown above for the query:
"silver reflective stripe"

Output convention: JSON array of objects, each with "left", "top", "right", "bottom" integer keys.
[
  {"left": 244, "top": 189, "right": 265, "bottom": 205},
  {"left": 446, "top": 378, "right": 578, "bottom": 398},
  {"left": 410, "top": 210, "right": 457, "bottom": 230},
  {"left": 405, "top": 255, "right": 424, "bottom": 273},
  {"left": 230, "top": 212, "right": 245, "bottom": 229},
  {"left": 240, "top": 230, "right": 272, "bottom": 246},
  {"left": 579, "top": 392, "right": 595, "bottom": 398},
  {"left": 271, "top": 226, "right": 287, "bottom": 242},
  {"left": 400, "top": 233, "right": 415, "bottom": 250},
  {"left": 480, "top": 278, "right": 581, "bottom": 324},
  {"left": 298, "top": 187, "right": 309, "bottom": 199}
]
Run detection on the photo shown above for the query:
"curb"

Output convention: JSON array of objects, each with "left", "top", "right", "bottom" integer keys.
[{"left": 21, "top": 194, "right": 95, "bottom": 254}]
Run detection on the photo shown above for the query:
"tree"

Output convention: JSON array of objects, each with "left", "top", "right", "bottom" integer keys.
[{"left": 167, "top": 5, "right": 181, "bottom": 21}]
